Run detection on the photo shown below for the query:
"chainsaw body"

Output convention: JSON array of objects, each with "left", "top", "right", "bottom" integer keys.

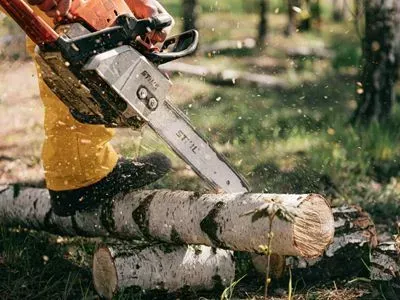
[{"left": 36, "top": 22, "right": 177, "bottom": 128}]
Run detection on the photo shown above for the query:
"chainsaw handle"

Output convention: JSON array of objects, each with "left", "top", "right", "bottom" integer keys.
[
  {"left": 147, "top": 13, "right": 173, "bottom": 31},
  {"left": 146, "top": 29, "right": 199, "bottom": 65},
  {"left": 0, "top": 0, "right": 58, "bottom": 46}
]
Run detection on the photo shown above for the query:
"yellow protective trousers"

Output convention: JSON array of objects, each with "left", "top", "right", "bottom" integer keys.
[{"left": 24, "top": 8, "right": 119, "bottom": 191}]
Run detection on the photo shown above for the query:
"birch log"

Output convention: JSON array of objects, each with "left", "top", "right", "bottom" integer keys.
[
  {"left": 0, "top": 185, "right": 334, "bottom": 257},
  {"left": 93, "top": 244, "right": 235, "bottom": 299}
]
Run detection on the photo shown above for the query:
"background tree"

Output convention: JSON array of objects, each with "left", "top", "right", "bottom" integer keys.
[
  {"left": 182, "top": 0, "right": 198, "bottom": 31},
  {"left": 285, "top": 0, "right": 301, "bottom": 35},
  {"left": 351, "top": 0, "right": 400, "bottom": 125},
  {"left": 257, "top": 0, "right": 269, "bottom": 48},
  {"left": 332, "top": 0, "right": 345, "bottom": 21}
]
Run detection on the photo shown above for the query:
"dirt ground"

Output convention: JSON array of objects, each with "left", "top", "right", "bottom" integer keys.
[{"left": 0, "top": 60, "right": 45, "bottom": 186}]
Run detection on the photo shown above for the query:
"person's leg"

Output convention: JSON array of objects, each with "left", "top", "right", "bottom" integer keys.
[
  {"left": 49, "top": 153, "right": 171, "bottom": 215},
  {"left": 27, "top": 39, "right": 171, "bottom": 216}
]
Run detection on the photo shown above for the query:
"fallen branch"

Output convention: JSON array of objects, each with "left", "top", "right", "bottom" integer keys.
[
  {"left": 0, "top": 186, "right": 334, "bottom": 257},
  {"left": 93, "top": 243, "right": 235, "bottom": 299},
  {"left": 198, "top": 38, "right": 256, "bottom": 55},
  {"left": 160, "top": 62, "right": 289, "bottom": 89},
  {"left": 286, "top": 46, "right": 334, "bottom": 60}
]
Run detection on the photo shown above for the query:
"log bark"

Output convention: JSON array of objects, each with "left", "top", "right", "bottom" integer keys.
[
  {"left": 93, "top": 243, "right": 235, "bottom": 299},
  {"left": 159, "top": 62, "right": 289, "bottom": 89},
  {"left": 252, "top": 205, "right": 378, "bottom": 281},
  {"left": 370, "top": 240, "right": 400, "bottom": 285},
  {"left": 369, "top": 239, "right": 400, "bottom": 299},
  {"left": 0, "top": 186, "right": 334, "bottom": 257}
]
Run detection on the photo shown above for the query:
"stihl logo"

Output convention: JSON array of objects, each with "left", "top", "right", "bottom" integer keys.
[
  {"left": 177, "top": 130, "right": 199, "bottom": 154},
  {"left": 141, "top": 71, "right": 160, "bottom": 90}
]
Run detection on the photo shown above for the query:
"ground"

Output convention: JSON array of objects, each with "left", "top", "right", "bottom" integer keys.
[{"left": 1, "top": 1, "right": 400, "bottom": 299}]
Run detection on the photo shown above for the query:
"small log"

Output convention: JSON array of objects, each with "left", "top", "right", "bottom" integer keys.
[
  {"left": 93, "top": 244, "right": 235, "bottom": 299},
  {"left": 0, "top": 186, "right": 334, "bottom": 257},
  {"left": 159, "top": 62, "right": 289, "bottom": 89},
  {"left": 198, "top": 38, "right": 256, "bottom": 55},
  {"left": 252, "top": 205, "right": 377, "bottom": 281},
  {"left": 286, "top": 46, "right": 334, "bottom": 60}
]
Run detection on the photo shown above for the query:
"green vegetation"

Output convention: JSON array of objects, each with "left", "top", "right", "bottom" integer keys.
[{"left": 1, "top": 1, "right": 399, "bottom": 299}]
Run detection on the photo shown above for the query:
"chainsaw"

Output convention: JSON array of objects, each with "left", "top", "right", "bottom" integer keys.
[{"left": 0, "top": 0, "right": 250, "bottom": 193}]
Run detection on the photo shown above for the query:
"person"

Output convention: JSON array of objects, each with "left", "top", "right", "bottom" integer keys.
[{"left": 2, "top": 0, "right": 173, "bottom": 216}]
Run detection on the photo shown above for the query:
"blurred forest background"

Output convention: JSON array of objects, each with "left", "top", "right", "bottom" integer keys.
[{"left": 0, "top": 0, "right": 400, "bottom": 299}]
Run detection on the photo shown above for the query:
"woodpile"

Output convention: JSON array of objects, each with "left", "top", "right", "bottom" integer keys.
[
  {"left": 3, "top": 185, "right": 398, "bottom": 298},
  {"left": 0, "top": 185, "right": 336, "bottom": 298}
]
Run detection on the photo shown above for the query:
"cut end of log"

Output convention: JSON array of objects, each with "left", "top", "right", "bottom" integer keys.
[
  {"left": 293, "top": 194, "right": 334, "bottom": 258},
  {"left": 93, "top": 248, "right": 118, "bottom": 300}
]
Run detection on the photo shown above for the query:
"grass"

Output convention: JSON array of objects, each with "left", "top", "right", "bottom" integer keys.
[{"left": 1, "top": 1, "right": 400, "bottom": 299}]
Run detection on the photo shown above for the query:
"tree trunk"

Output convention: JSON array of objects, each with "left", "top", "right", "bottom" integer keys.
[
  {"left": 93, "top": 243, "right": 235, "bottom": 299},
  {"left": 312, "top": 0, "right": 322, "bottom": 27},
  {"left": 257, "top": 0, "right": 269, "bottom": 48},
  {"left": 252, "top": 205, "right": 378, "bottom": 281},
  {"left": 332, "top": 0, "right": 344, "bottom": 21},
  {"left": 286, "top": 0, "right": 301, "bottom": 36},
  {"left": 354, "top": 0, "right": 363, "bottom": 20},
  {"left": 351, "top": 0, "right": 400, "bottom": 125},
  {"left": 182, "top": 0, "right": 198, "bottom": 31},
  {"left": 0, "top": 186, "right": 334, "bottom": 257}
]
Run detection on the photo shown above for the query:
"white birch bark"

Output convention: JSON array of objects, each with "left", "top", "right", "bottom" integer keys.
[
  {"left": 0, "top": 186, "right": 334, "bottom": 257},
  {"left": 93, "top": 244, "right": 235, "bottom": 299}
]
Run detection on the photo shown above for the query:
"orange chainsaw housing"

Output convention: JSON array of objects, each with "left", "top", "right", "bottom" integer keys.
[
  {"left": 68, "top": 0, "right": 132, "bottom": 31},
  {"left": 0, "top": 0, "right": 132, "bottom": 45}
]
